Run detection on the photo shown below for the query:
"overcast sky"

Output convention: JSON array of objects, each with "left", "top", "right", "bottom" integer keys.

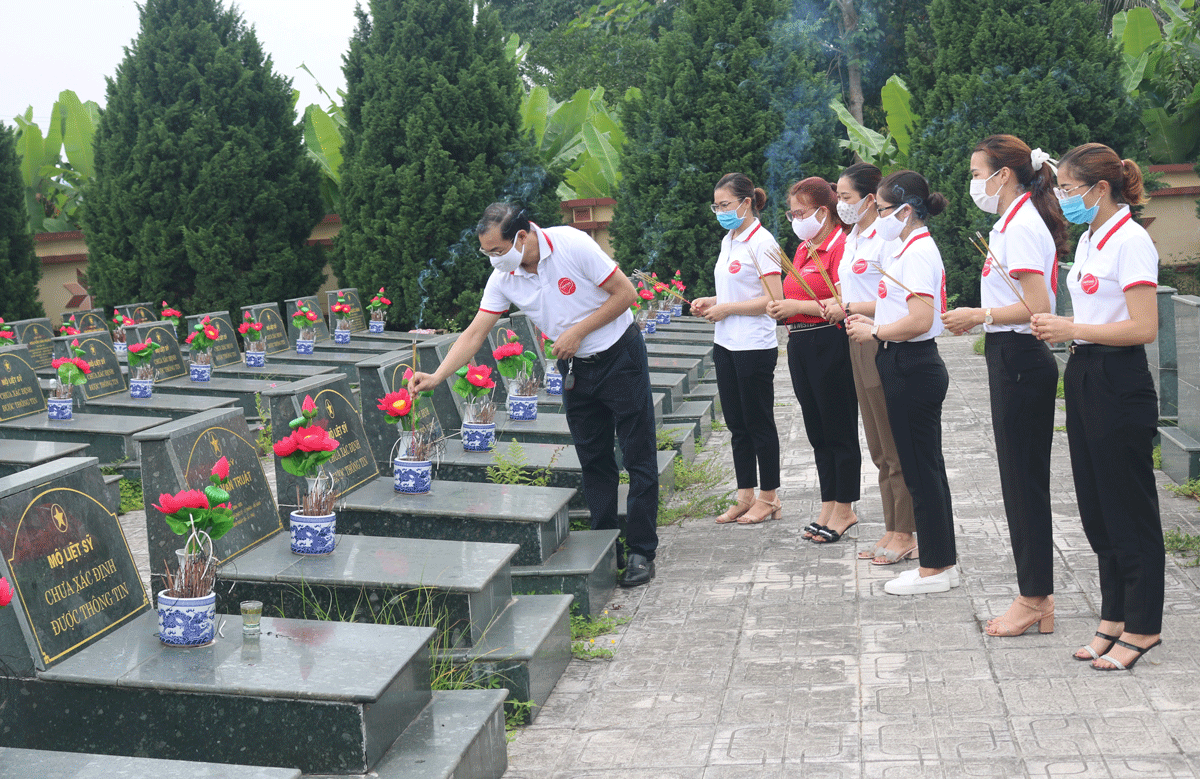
[{"left": 1, "top": 0, "right": 364, "bottom": 128}]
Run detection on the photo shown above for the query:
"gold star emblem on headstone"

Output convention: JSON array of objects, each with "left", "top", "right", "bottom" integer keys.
[
  {"left": 325, "top": 399, "right": 336, "bottom": 418},
  {"left": 89, "top": 344, "right": 97, "bottom": 355},
  {"left": 209, "top": 435, "right": 221, "bottom": 455},
  {"left": 52, "top": 504, "right": 68, "bottom": 533}
]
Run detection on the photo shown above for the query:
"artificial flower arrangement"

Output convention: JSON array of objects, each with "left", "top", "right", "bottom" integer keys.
[
  {"left": 50, "top": 340, "right": 90, "bottom": 399},
  {"left": 377, "top": 368, "right": 441, "bottom": 461},
  {"left": 671, "top": 269, "right": 687, "bottom": 307},
  {"left": 0, "top": 318, "right": 15, "bottom": 347},
  {"left": 366, "top": 287, "right": 391, "bottom": 322},
  {"left": 453, "top": 362, "right": 497, "bottom": 424},
  {"left": 59, "top": 315, "right": 80, "bottom": 336},
  {"left": 331, "top": 293, "right": 353, "bottom": 332},
  {"left": 274, "top": 395, "right": 341, "bottom": 515},
  {"left": 111, "top": 313, "right": 134, "bottom": 344},
  {"left": 152, "top": 456, "right": 235, "bottom": 597},
  {"left": 293, "top": 301, "right": 320, "bottom": 341},
  {"left": 126, "top": 338, "right": 161, "bottom": 381},
  {"left": 184, "top": 315, "right": 220, "bottom": 366},
  {"left": 238, "top": 311, "right": 265, "bottom": 351},
  {"left": 492, "top": 328, "right": 540, "bottom": 396},
  {"left": 160, "top": 302, "right": 183, "bottom": 329},
  {"left": 0, "top": 574, "right": 11, "bottom": 609}
]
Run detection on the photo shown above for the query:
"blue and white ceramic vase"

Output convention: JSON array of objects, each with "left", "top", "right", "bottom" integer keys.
[
  {"left": 245, "top": 348, "right": 266, "bottom": 368},
  {"left": 368, "top": 320, "right": 385, "bottom": 334},
  {"left": 189, "top": 348, "right": 212, "bottom": 382},
  {"left": 157, "top": 590, "right": 217, "bottom": 647},
  {"left": 114, "top": 341, "right": 127, "bottom": 355},
  {"left": 545, "top": 367, "right": 563, "bottom": 396},
  {"left": 656, "top": 307, "right": 672, "bottom": 325},
  {"left": 644, "top": 318, "right": 657, "bottom": 335},
  {"left": 461, "top": 422, "right": 496, "bottom": 452},
  {"left": 672, "top": 303, "right": 683, "bottom": 317},
  {"left": 295, "top": 339, "right": 315, "bottom": 355},
  {"left": 129, "top": 379, "right": 153, "bottom": 399},
  {"left": 394, "top": 458, "right": 433, "bottom": 495},
  {"left": 507, "top": 394, "right": 538, "bottom": 421},
  {"left": 333, "top": 328, "right": 351, "bottom": 345},
  {"left": 289, "top": 510, "right": 336, "bottom": 555},
  {"left": 47, "top": 396, "right": 73, "bottom": 421}
]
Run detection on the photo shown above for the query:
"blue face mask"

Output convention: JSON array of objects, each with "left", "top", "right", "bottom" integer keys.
[
  {"left": 1058, "top": 183, "right": 1099, "bottom": 225},
  {"left": 716, "top": 209, "right": 744, "bottom": 230}
]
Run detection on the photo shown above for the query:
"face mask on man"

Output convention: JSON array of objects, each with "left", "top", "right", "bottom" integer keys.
[{"left": 489, "top": 231, "right": 526, "bottom": 272}]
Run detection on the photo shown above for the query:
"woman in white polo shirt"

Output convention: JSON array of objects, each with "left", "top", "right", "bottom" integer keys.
[
  {"left": 1031, "top": 144, "right": 1163, "bottom": 671},
  {"left": 942, "top": 134, "right": 1067, "bottom": 638},
  {"left": 691, "top": 173, "right": 785, "bottom": 525},
  {"left": 846, "top": 170, "right": 958, "bottom": 595}
]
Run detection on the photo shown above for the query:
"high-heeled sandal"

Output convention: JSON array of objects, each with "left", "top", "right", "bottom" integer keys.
[
  {"left": 1093, "top": 638, "right": 1162, "bottom": 671},
  {"left": 737, "top": 498, "right": 783, "bottom": 525},
  {"left": 870, "top": 545, "right": 918, "bottom": 565},
  {"left": 715, "top": 499, "right": 752, "bottom": 524},
  {"left": 859, "top": 544, "right": 886, "bottom": 561},
  {"left": 811, "top": 519, "right": 857, "bottom": 543},
  {"left": 802, "top": 522, "right": 826, "bottom": 539},
  {"left": 1073, "top": 631, "right": 1119, "bottom": 661},
  {"left": 985, "top": 597, "right": 1054, "bottom": 636}
]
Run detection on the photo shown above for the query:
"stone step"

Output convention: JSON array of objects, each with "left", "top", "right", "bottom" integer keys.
[
  {"left": 649, "top": 371, "right": 685, "bottom": 413},
  {"left": 77, "top": 391, "right": 239, "bottom": 421},
  {"left": 622, "top": 422, "right": 694, "bottom": 467},
  {"left": 644, "top": 341, "right": 714, "bottom": 374},
  {"left": 213, "top": 361, "right": 335, "bottom": 381},
  {"left": 151, "top": 376, "right": 289, "bottom": 419},
  {"left": 663, "top": 399, "right": 714, "bottom": 445},
  {"left": 36, "top": 612, "right": 438, "bottom": 776},
  {"left": 645, "top": 329, "right": 716, "bottom": 346},
  {"left": 646, "top": 356, "right": 701, "bottom": 393},
  {"left": 0, "top": 747, "right": 302, "bottom": 779},
  {"left": 0, "top": 412, "right": 172, "bottom": 464},
  {"left": 686, "top": 382, "right": 721, "bottom": 419},
  {"left": 436, "top": 445, "right": 676, "bottom": 510},
  {"left": 102, "top": 473, "right": 122, "bottom": 510},
  {"left": 256, "top": 351, "right": 366, "bottom": 385},
  {"left": 333, "top": 478, "right": 574, "bottom": 567},
  {"left": 511, "top": 529, "right": 619, "bottom": 620},
  {"left": 213, "top": 534, "right": 518, "bottom": 648},
  {"left": 656, "top": 318, "right": 715, "bottom": 331},
  {"left": 0, "top": 439, "right": 89, "bottom": 479},
  {"left": 1159, "top": 424, "right": 1200, "bottom": 483}
]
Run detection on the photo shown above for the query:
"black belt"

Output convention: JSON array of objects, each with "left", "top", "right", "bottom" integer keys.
[
  {"left": 1068, "top": 342, "right": 1141, "bottom": 355},
  {"left": 572, "top": 323, "right": 639, "bottom": 363},
  {"left": 787, "top": 321, "right": 832, "bottom": 333}
]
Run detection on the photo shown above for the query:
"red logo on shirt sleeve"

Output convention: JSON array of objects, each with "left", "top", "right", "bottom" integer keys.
[
  {"left": 940, "top": 272, "right": 947, "bottom": 313},
  {"left": 729, "top": 260, "right": 741, "bottom": 274},
  {"left": 981, "top": 256, "right": 992, "bottom": 277},
  {"left": 558, "top": 277, "right": 577, "bottom": 295},
  {"left": 1081, "top": 274, "right": 1099, "bottom": 295},
  {"left": 878, "top": 279, "right": 888, "bottom": 299},
  {"left": 852, "top": 259, "right": 867, "bottom": 275}
]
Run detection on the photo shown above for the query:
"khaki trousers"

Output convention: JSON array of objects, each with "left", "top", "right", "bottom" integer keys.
[{"left": 848, "top": 338, "right": 915, "bottom": 534}]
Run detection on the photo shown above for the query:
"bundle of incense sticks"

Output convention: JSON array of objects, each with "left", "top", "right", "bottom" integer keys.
[
  {"left": 745, "top": 253, "right": 778, "bottom": 301},
  {"left": 805, "top": 243, "right": 846, "bottom": 316},
  {"left": 632, "top": 271, "right": 693, "bottom": 305},
  {"left": 971, "top": 231, "right": 1033, "bottom": 316},
  {"left": 869, "top": 263, "right": 937, "bottom": 310},
  {"left": 765, "top": 246, "right": 844, "bottom": 328}
]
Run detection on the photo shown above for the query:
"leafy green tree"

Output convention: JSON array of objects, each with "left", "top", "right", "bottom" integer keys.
[
  {"left": 610, "top": 0, "right": 840, "bottom": 297},
  {"left": 84, "top": 0, "right": 326, "bottom": 315},
  {"left": 0, "top": 122, "right": 44, "bottom": 319},
  {"left": 334, "top": 0, "right": 558, "bottom": 331},
  {"left": 905, "top": 0, "right": 1141, "bottom": 307}
]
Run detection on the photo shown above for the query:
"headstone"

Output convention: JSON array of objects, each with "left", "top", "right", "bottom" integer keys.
[
  {"left": 7, "top": 318, "right": 56, "bottom": 370},
  {"left": 0, "top": 457, "right": 150, "bottom": 670},
  {"left": 263, "top": 374, "right": 380, "bottom": 512},
  {"left": 505, "top": 312, "right": 547, "bottom": 380},
  {"left": 51, "top": 332, "right": 125, "bottom": 401},
  {"left": 358, "top": 351, "right": 445, "bottom": 467},
  {"left": 116, "top": 302, "right": 158, "bottom": 323},
  {"left": 415, "top": 335, "right": 508, "bottom": 430},
  {"left": 184, "top": 311, "right": 242, "bottom": 368},
  {"left": 241, "top": 303, "right": 291, "bottom": 355},
  {"left": 283, "top": 295, "right": 330, "bottom": 342},
  {"left": 1152, "top": 285, "right": 1178, "bottom": 420},
  {"left": 72, "top": 309, "right": 108, "bottom": 333},
  {"left": 129, "top": 322, "right": 188, "bottom": 381},
  {"left": 0, "top": 346, "right": 48, "bottom": 421},
  {"left": 137, "top": 408, "right": 284, "bottom": 576},
  {"left": 325, "top": 288, "right": 367, "bottom": 332}
]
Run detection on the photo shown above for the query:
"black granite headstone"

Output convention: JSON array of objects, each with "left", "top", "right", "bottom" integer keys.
[
  {"left": 358, "top": 351, "right": 444, "bottom": 466},
  {"left": 415, "top": 335, "right": 508, "bottom": 430},
  {"left": 139, "top": 409, "right": 283, "bottom": 573},
  {"left": 52, "top": 332, "right": 125, "bottom": 400},
  {"left": 129, "top": 322, "right": 188, "bottom": 380},
  {"left": 185, "top": 311, "right": 242, "bottom": 368},
  {"left": 325, "top": 288, "right": 367, "bottom": 332},
  {"left": 8, "top": 318, "right": 55, "bottom": 370},
  {"left": 284, "top": 295, "right": 330, "bottom": 342},
  {"left": 0, "top": 457, "right": 150, "bottom": 670},
  {"left": 116, "top": 302, "right": 158, "bottom": 323},
  {"left": 242, "top": 303, "right": 291, "bottom": 355},
  {"left": 0, "top": 346, "right": 48, "bottom": 421},
  {"left": 493, "top": 315, "right": 545, "bottom": 382},
  {"left": 73, "top": 309, "right": 108, "bottom": 333},
  {"left": 265, "top": 375, "right": 379, "bottom": 510}
]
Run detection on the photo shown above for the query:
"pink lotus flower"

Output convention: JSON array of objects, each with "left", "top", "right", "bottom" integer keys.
[
  {"left": 466, "top": 364, "right": 495, "bottom": 389},
  {"left": 377, "top": 389, "right": 412, "bottom": 418},
  {"left": 154, "top": 489, "right": 210, "bottom": 515},
  {"left": 211, "top": 456, "right": 229, "bottom": 481},
  {"left": 302, "top": 395, "right": 317, "bottom": 414},
  {"left": 0, "top": 575, "right": 12, "bottom": 608}
]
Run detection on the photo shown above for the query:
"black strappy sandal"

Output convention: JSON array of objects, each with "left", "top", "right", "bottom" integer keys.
[
  {"left": 1073, "top": 631, "right": 1119, "bottom": 662},
  {"left": 802, "top": 522, "right": 826, "bottom": 539},
  {"left": 1093, "top": 638, "right": 1162, "bottom": 671},
  {"left": 811, "top": 520, "right": 858, "bottom": 544}
]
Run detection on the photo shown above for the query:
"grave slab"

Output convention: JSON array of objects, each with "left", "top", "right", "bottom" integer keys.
[
  {"left": 0, "top": 747, "right": 302, "bottom": 779},
  {"left": 283, "top": 294, "right": 331, "bottom": 341},
  {"left": 251, "top": 349, "right": 367, "bottom": 385},
  {"left": 645, "top": 355, "right": 701, "bottom": 392},
  {"left": 1150, "top": 286, "right": 1178, "bottom": 421},
  {"left": 686, "top": 381, "right": 722, "bottom": 418},
  {"left": 241, "top": 303, "right": 293, "bottom": 355},
  {"left": 0, "top": 440, "right": 89, "bottom": 479},
  {"left": 511, "top": 529, "right": 619, "bottom": 619},
  {"left": 663, "top": 398, "right": 714, "bottom": 444},
  {"left": 645, "top": 328, "right": 717, "bottom": 346},
  {"left": 656, "top": 317, "right": 715, "bottom": 331},
  {"left": 644, "top": 340, "right": 713, "bottom": 373},
  {"left": 7, "top": 317, "right": 56, "bottom": 369},
  {"left": 114, "top": 301, "right": 159, "bottom": 323},
  {"left": 648, "top": 371, "right": 685, "bottom": 413}
]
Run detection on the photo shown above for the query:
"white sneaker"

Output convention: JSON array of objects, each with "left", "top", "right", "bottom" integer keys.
[
  {"left": 884, "top": 568, "right": 953, "bottom": 595},
  {"left": 948, "top": 566, "right": 960, "bottom": 588}
]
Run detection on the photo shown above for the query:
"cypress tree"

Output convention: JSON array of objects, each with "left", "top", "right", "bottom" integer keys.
[
  {"left": 906, "top": 0, "right": 1141, "bottom": 307},
  {"left": 334, "top": 0, "right": 557, "bottom": 331},
  {"left": 610, "top": 0, "right": 840, "bottom": 297},
  {"left": 84, "top": 0, "right": 326, "bottom": 314},
  {"left": 0, "top": 122, "right": 44, "bottom": 320}
]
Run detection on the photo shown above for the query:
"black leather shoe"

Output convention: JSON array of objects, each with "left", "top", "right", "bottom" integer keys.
[
  {"left": 620, "top": 553, "right": 654, "bottom": 587},
  {"left": 616, "top": 544, "right": 627, "bottom": 571}
]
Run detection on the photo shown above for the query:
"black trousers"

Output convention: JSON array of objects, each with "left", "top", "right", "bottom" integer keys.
[
  {"left": 876, "top": 339, "right": 956, "bottom": 568},
  {"left": 986, "top": 332, "right": 1057, "bottom": 597},
  {"left": 787, "top": 326, "right": 860, "bottom": 503},
  {"left": 1064, "top": 345, "right": 1164, "bottom": 634},
  {"left": 712, "top": 343, "right": 780, "bottom": 491},
  {"left": 560, "top": 325, "right": 660, "bottom": 560}
]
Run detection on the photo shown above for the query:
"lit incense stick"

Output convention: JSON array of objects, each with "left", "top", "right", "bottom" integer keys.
[
  {"left": 632, "top": 271, "right": 693, "bottom": 305},
  {"left": 805, "top": 243, "right": 846, "bottom": 316}
]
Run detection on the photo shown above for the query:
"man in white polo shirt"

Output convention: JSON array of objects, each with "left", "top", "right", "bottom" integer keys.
[{"left": 409, "top": 203, "right": 660, "bottom": 587}]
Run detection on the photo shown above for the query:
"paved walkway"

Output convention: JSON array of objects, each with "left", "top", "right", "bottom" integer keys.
[{"left": 503, "top": 335, "right": 1200, "bottom": 779}]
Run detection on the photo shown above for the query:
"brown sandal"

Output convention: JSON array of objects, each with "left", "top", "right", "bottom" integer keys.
[
  {"left": 737, "top": 498, "right": 783, "bottom": 525},
  {"left": 715, "top": 499, "right": 752, "bottom": 524}
]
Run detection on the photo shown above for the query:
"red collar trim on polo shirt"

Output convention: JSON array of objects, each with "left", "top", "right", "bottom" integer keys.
[
  {"left": 863, "top": 227, "right": 877, "bottom": 240},
  {"left": 1095, "top": 211, "right": 1132, "bottom": 250},
  {"left": 814, "top": 227, "right": 844, "bottom": 253},
  {"left": 732, "top": 219, "right": 762, "bottom": 242},
  {"left": 998, "top": 193, "right": 1031, "bottom": 233},
  {"left": 895, "top": 228, "right": 930, "bottom": 258}
]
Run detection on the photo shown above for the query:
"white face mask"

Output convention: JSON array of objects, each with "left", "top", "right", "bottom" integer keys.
[
  {"left": 874, "top": 205, "right": 909, "bottom": 241},
  {"left": 969, "top": 170, "right": 1002, "bottom": 214},
  {"left": 837, "top": 197, "right": 869, "bottom": 225},
  {"left": 489, "top": 232, "right": 526, "bottom": 273},
  {"left": 791, "top": 209, "right": 825, "bottom": 242}
]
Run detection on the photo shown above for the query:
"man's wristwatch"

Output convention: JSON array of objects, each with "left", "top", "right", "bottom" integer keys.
[{"left": 983, "top": 308, "right": 994, "bottom": 325}]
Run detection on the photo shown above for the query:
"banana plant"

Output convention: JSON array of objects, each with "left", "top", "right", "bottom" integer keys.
[
  {"left": 297, "top": 64, "right": 346, "bottom": 214},
  {"left": 11, "top": 89, "right": 99, "bottom": 232},
  {"left": 830, "top": 75, "right": 919, "bottom": 171},
  {"left": 520, "top": 85, "right": 633, "bottom": 199}
]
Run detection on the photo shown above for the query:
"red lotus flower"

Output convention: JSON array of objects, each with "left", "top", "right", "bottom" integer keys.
[
  {"left": 466, "top": 364, "right": 495, "bottom": 389},
  {"left": 60, "top": 326, "right": 79, "bottom": 336},
  {"left": 292, "top": 426, "right": 339, "bottom": 452},
  {"left": 204, "top": 325, "right": 219, "bottom": 341},
  {"left": 252, "top": 322, "right": 263, "bottom": 332},
  {"left": 302, "top": 395, "right": 317, "bottom": 414},
  {"left": 185, "top": 332, "right": 196, "bottom": 344},
  {"left": 0, "top": 576, "right": 12, "bottom": 608},
  {"left": 0, "top": 329, "right": 14, "bottom": 341},
  {"left": 244, "top": 312, "right": 253, "bottom": 322},
  {"left": 273, "top": 435, "right": 300, "bottom": 458},
  {"left": 505, "top": 329, "right": 519, "bottom": 342},
  {"left": 306, "top": 311, "right": 319, "bottom": 322},
  {"left": 162, "top": 308, "right": 182, "bottom": 318},
  {"left": 154, "top": 489, "right": 210, "bottom": 515},
  {"left": 237, "top": 322, "right": 252, "bottom": 334},
  {"left": 72, "top": 357, "right": 90, "bottom": 375},
  {"left": 378, "top": 389, "right": 413, "bottom": 418},
  {"left": 378, "top": 287, "right": 385, "bottom": 294},
  {"left": 492, "top": 342, "right": 523, "bottom": 360},
  {"left": 211, "top": 456, "right": 229, "bottom": 481},
  {"left": 639, "top": 289, "right": 655, "bottom": 301},
  {"left": 127, "top": 340, "right": 151, "bottom": 354}
]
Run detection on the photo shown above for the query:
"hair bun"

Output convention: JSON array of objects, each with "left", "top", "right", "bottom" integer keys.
[{"left": 926, "top": 192, "right": 948, "bottom": 217}]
